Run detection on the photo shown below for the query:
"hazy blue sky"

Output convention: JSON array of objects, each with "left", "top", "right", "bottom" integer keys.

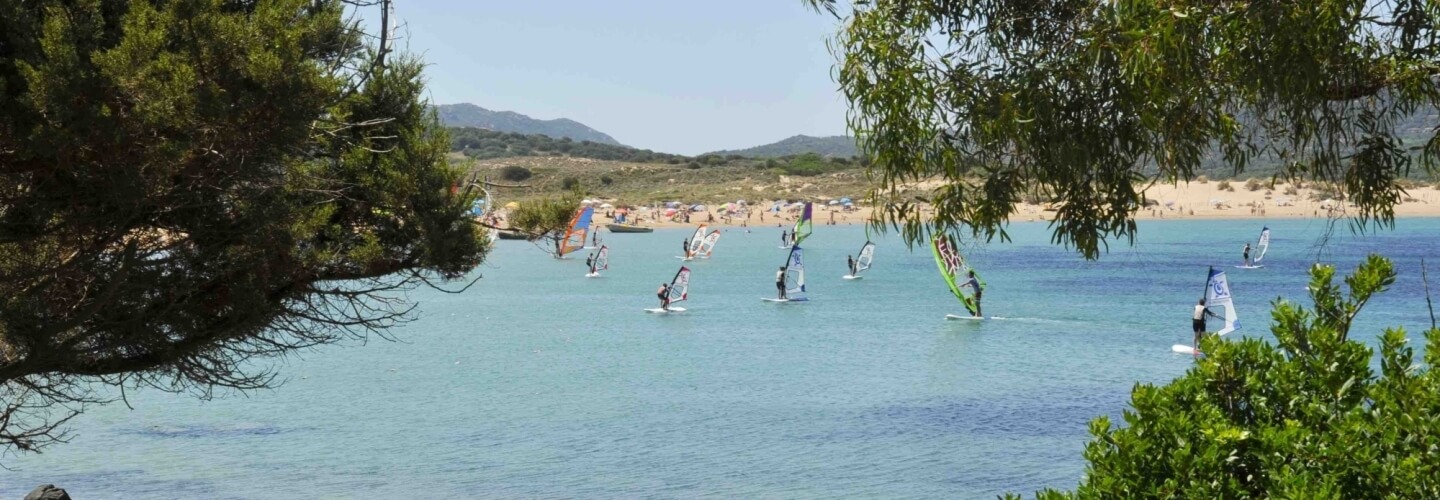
[{"left": 364, "top": 1, "right": 848, "bottom": 155}]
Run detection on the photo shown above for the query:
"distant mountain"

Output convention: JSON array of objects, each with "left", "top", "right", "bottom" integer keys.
[
  {"left": 708, "top": 135, "right": 858, "bottom": 158},
  {"left": 435, "top": 103, "right": 622, "bottom": 146}
]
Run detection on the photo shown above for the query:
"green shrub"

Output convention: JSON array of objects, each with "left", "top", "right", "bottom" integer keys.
[
  {"left": 1245, "top": 178, "right": 1265, "bottom": 191},
  {"left": 1028, "top": 256, "right": 1440, "bottom": 499},
  {"left": 600, "top": 175, "right": 614, "bottom": 186},
  {"left": 1217, "top": 179, "right": 1233, "bottom": 191},
  {"left": 499, "top": 165, "right": 533, "bottom": 182},
  {"left": 560, "top": 177, "right": 580, "bottom": 190}
]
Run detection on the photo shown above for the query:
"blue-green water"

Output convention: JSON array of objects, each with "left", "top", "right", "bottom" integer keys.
[{"left": 6, "top": 219, "right": 1439, "bottom": 499}]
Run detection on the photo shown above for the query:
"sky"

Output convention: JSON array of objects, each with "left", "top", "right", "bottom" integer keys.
[{"left": 363, "top": 1, "right": 850, "bottom": 155}]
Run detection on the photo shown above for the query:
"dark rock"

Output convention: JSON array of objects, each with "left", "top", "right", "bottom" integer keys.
[{"left": 23, "top": 484, "right": 70, "bottom": 500}]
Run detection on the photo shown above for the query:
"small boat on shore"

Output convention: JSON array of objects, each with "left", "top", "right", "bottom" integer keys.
[{"left": 607, "top": 223, "right": 654, "bottom": 233}]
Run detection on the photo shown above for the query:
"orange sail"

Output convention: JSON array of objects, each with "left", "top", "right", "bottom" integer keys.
[{"left": 559, "top": 207, "right": 595, "bottom": 257}]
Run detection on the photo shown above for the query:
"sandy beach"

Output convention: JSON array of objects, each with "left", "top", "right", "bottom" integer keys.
[{"left": 586, "top": 180, "right": 1440, "bottom": 230}]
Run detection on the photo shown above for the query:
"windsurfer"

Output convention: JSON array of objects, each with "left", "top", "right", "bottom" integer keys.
[
  {"left": 959, "top": 270, "right": 983, "bottom": 317},
  {"left": 775, "top": 266, "right": 788, "bottom": 300},
  {"left": 683, "top": 238, "right": 690, "bottom": 258},
  {"left": 585, "top": 252, "right": 595, "bottom": 274},
  {"left": 657, "top": 283, "right": 671, "bottom": 311},
  {"left": 1242, "top": 243, "right": 1252, "bottom": 266},
  {"left": 1192, "top": 298, "right": 1220, "bottom": 349},
  {"left": 847, "top": 255, "right": 856, "bottom": 277},
  {"left": 781, "top": 230, "right": 788, "bottom": 247}
]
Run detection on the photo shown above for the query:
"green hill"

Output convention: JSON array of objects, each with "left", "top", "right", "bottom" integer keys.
[
  {"left": 449, "top": 127, "right": 686, "bottom": 163},
  {"left": 435, "top": 103, "right": 622, "bottom": 146},
  {"left": 708, "top": 135, "right": 858, "bottom": 158}
]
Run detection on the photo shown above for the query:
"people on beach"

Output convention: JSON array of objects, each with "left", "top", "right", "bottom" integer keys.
[
  {"left": 657, "top": 283, "right": 671, "bottom": 311},
  {"left": 959, "top": 270, "right": 983, "bottom": 317},
  {"left": 775, "top": 266, "right": 788, "bottom": 300}
]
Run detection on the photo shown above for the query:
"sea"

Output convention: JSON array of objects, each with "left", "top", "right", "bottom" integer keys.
[{"left": 4, "top": 218, "right": 1439, "bottom": 499}]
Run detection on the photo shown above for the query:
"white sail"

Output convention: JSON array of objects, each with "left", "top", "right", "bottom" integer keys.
[
  {"left": 668, "top": 266, "right": 690, "bottom": 304},
  {"left": 855, "top": 241, "right": 875, "bottom": 274},
  {"left": 698, "top": 230, "right": 721, "bottom": 257},
  {"left": 1204, "top": 267, "right": 1240, "bottom": 336},
  {"left": 785, "top": 246, "right": 807, "bottom": 300},
  {"left": 594, "top": 245, "right": 609, "bottom": 271},
  {"left": 687, "top": 224, "right": 708, "bottom": 255},
  {"left": 1253, "top": 227, "right": 1270, "bottom": 263}
]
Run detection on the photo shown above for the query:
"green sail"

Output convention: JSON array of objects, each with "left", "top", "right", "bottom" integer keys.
[
  {"left": 931, "top": 233, "right": 982, "bottom": 315},
  {"left": 791, "top": 202, "right": 813, "bottom": 246}
]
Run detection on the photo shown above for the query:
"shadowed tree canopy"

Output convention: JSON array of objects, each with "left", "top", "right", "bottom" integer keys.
[
  {"left": 0, "top": 0, "right": 488, "bottom": 452},
  {"left": 807, "top": 0, "right": 1440, "bottom": 258}
]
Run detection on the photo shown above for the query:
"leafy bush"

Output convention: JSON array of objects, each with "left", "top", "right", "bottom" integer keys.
[
  {"left": 1245, "top": 178, "right": 1265, "bottom": 191},
  {"left": 560, "top": 177, "right": 580, "bottom": 190},
  {"left": 1028, "top": 256, "right": 1440, "bottom": 499},
  {"left": 600, "top": 175, "right": 614, "bottom": 186},
  {"left": 1217, "top": 179, "right": 1233, "bottom": 191},
  {"left": 499, "top": 165, "right": 533, "bottom": 182},
  {"left": 1196, "top": 175, "right": 1209, "bottom": 184},
  {"left": 778, "top": 153, "right": 847, "bottom": 176},
  {"left": 1284, "top": 185, "right": 1299, "bottom": 195},
  {"left": 686, "top": 161, "right": 701, "bottom": 169}
]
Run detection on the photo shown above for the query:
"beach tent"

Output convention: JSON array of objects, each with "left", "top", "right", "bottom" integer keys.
[
  {"left": 665, "top": 201, "right": 682, "bottom": 209},
  {"left": 664, "top": 208, "right": 678, "bottom": 217},
  {"left": 691, "top": 204, "right": 707, "bottom": 212},
  {"left": 839, "top": 197, "right": 852, "bottom": 204},
  {"left": 599, "top": 203, "right": 615, "bottom": 209},
  {"left": 581, "top": 199, "right": 596, "bottom": 206},
  {"left": 827, "top": 200, "right": 840, "bottom": 206}
]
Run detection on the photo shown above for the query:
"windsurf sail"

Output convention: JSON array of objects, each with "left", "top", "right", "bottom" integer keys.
[
  {"left": 791, "top": 203, "right": 813, "bottom": 246},
  {"left": 1203, "top": 266, "right": 1240, "bottom": 335},
  {"left": 932, "top": 233, "right": 983, "bottom": 316},
  {"left": 784, "top": 245, "right": 807, "bottom": 299},
  {"left": 470, "top": 187, "right": 491, "bottom": 217},
  {"left": 687, "top": 224, "right": 708, "bottom": 256},
  {"left": 698, "top": 230, "right": 721, "bottom": 257},
  {"left": 594, "top": 245, "right": 609, "bottom": 272},
  {"left": 854, "top": 241, "right": 875, "bottom": 275},
  {"left": 1253, "top": 227, "right": 1271, "bottom": 264},
  {"left": 559, "top": 206, "right": 595, "bottom": 256},
  {"left": 668, "top": 266, "right": 690, "bottom": 304}
]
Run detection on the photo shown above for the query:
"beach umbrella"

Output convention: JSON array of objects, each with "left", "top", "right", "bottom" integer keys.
[
  {"left": 736, "top": 200, "right": 748, "bottom": 205},
  {"left": 504, "top": 201, "right": 520, "bottom": 210},
  {"left": 690, "top": 204, "right": 707, "bottom": 212},
  {"left": 839, "top": 197, "right": 852, "bottom": 204},
  {"left": 581, "top": 199, "right": 595, "bottom": 205},
  {"left": 842, "top": 201, "right": 853, "bottom": 208},
  {"left": 599, "top": 203, "right": 615, "bottom": 209},
  {"left": 665, "top": 201, "right": 682, "bottom": 209},
  {"left": 827, "top": 200, "right": 840, "bottom": 206},
  {"left": 665, "top": 208, "right": 677, "bottom": 217}
]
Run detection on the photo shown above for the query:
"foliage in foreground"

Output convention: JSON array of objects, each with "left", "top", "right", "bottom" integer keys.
[
  {"left": 507, "top": 191, "right": 584, "bottom": 255},
  {"left": 1018, "top": 256, "right": 1440, "bottom": 498},
  {"left": 807, "top": 0, "right": 1440, "bottom": 258},
  {"left": 0, "top": 0, "right": 487, "bottom": 452}
]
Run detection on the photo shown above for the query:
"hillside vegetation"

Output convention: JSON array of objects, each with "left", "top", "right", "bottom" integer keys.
[
  {"left": 436, "top": 103, "right": 622, "bottom": 145},
  {"left": 707, "top": 135, "right": 858, "bottom": 158}
]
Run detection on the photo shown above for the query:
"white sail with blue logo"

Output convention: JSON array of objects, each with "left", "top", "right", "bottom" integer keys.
[{"left": 1205, "top": 267, "right": 1240, "bottom": 336}]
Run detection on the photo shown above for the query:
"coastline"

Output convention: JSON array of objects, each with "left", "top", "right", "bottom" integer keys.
[{"left": 587, "top": 181, "right": 1440, "bottom": 230}]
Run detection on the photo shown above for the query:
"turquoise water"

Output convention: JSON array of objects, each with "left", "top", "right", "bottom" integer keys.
[{"left": 5, "top": 218, "right": 1439, "bottom": 499}]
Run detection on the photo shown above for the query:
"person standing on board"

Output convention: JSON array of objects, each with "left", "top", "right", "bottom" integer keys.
[
  {"left": 1193, "top": 298, "right": 1220, "bottom": 350},
  {"left": 780, "top": 230, "right": 788, "bottom": 247},
  {"left": 1242, "top": 243, "right": 1252, "bottom": 266},
  {"left": 657, "top": 283, "right": 671, "bottom": 311},
  {"left": 585, "top": 252, "right": 595, "bottom": 274},
  {"left": 847, "top": 255, "right": 856, "bottom": 277},
  {"left": 683, "top": 238, "right": 690, "bottom": 258},
  {"left": 959, "top": 270, "right": 983, "bottom": 317},
  {"left": 775, "top": 266, "right": 788, "bottom": 300}
]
